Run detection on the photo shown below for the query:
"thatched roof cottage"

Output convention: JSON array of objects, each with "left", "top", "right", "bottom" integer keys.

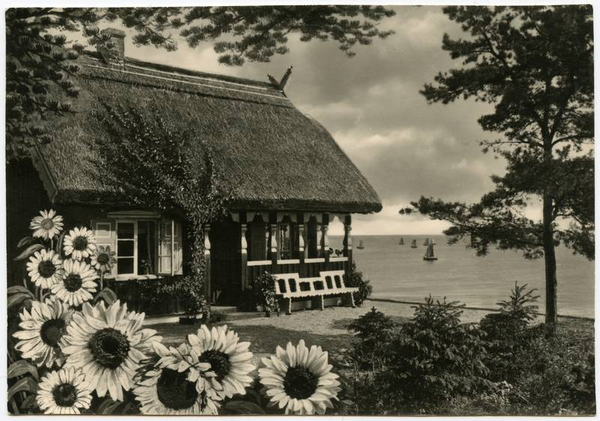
[{"left": 7, "top": 30, "right": 382, "bottom": 310}]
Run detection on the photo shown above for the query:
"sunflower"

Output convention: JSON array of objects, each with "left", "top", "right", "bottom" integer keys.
[
  {"left": 259, "top": 340, "right": 341, "bottom": 415},
  {"left": 63, "top": 227, "right": 97, "bottom": 261},
  {"left": 186, "top": 324, "right": 254, "bottom": 399},
  {"left": 13, "top": 299, "right": 71, "bottom": 368},
  {"left": 90, "top": 245, "right": 117, "bottom": 273},
  {"left": 62, "top": 300, "right": 162, "bottom": 402},
  {"left": 30, "top": 209, "right": 64, "bottom": 241},
  {"left": 26, "top": 249, "right": 64, "bottom": 290},
  {"left": 36, "top": 367, "right": 92, "bottom": 414},
  {"left": 51, "top": 260, "right": 97, "bottom": 306},
  {"left": 133, "top": 342, "right": 220, "bottom": 415}
]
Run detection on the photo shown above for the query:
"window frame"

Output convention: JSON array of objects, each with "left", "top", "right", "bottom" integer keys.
[
  {"left": 107, "top": 217, "right": 182, "bottom": 279},
  {"left": 115, "top": 220, "right": 138, "bottom": 276}
]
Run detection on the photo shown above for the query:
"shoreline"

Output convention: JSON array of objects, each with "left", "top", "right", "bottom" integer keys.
[{"left": 368, "top": 297, "right": 595, "bottom": 321}]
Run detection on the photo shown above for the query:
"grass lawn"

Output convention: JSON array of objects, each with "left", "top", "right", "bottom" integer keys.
[{"left": 152, "top": 320, "right": 355, "bottom": 355}]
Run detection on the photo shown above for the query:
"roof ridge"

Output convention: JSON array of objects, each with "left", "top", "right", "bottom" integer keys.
[
  {"left": 82, "top": 51, "right": 279, "bottom": 91},
  {"left": 81, "top": 61, "right": 291, "bottom": 102}
]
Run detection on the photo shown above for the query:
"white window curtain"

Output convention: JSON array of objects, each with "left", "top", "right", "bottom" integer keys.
[{"left": 158, "top": 219, "right": 183, "bottom": 275}]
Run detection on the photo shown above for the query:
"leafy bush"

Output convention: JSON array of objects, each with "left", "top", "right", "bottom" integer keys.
[
  {"left": 344, "top": 262, "right": 372, "bottom": 306},
  {"left": 347, "top": 307, "right": 397, "bottom": 370},
  {"left": 238, "top": 272, "right": 278, "bottom": 314}
]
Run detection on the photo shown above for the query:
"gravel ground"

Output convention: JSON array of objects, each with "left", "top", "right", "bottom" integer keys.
[{"left": 227, "top": 299, "right": 496, "bottom": 335}]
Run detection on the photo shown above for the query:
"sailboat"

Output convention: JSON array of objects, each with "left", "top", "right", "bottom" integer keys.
[
  {"left": 357, "top": 239, "right": 365, "bottom": 250},
  {"left": 410, "top": 239, "right": 417, "bottom": 248},
  {"left": 423, "top": 240, "right": 438, "bottom": 261},
  {"left": 423, "top": 238, "right": 430, "bottom": 246},
  {"left": 399, "top": 238, "right": 404, "bottom": 245}
]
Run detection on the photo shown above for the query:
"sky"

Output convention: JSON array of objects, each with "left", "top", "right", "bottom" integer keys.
[{"left": 93, "top": 6, "right": 513, "bottom": 235}]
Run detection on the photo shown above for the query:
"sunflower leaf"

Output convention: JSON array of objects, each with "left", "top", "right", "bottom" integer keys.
[
  {"left": 8, "top": 293, "right": 33, "bottom": 310},
  {"left": 222, "top": 400, "right": 265, "bottom": 415},
  {"left": 7, "top": 360, "right": 39, "bottom": 381},
  {"left": 98, "top": 398, "right": 121, "bottom": 414},
  {"left": 7, "top": 377, "right": 38, "bottom": 401},
  {"left": 56, "top": 230, "right": 66, "bottom": 254},
  {"left": 20, "top": 394, "right": 38, "bottom": 412},
  {"left": 14, "top": 244, "right": 44, "bottom": 261},
  {"left": 94, "top": 288, "right": 118, "bottom": 306},
  {"left": 7, "top": 286, "right": 35, "bottom": 297},
  {"left": 17, "top": 236, "right": 34, "bottom": 248}
]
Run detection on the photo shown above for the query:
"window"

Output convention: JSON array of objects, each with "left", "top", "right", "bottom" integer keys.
[
  {"left": 138, "top": 221, "right": 156, "bottom": 275},
  {"left": 93, "top": 218, "right": 182, "bottom": 278},
  {"left": 277, "top": 219, "right": 298, "bottom": 260},
  {"left": 158, "top": 220, "right": 183, "bottom": 275},
  {"left": 116, "top": 222, "right": 136, "bottom": 275},
  {"left": 248, "top": 218, "right": 268, "bottom": 261}
]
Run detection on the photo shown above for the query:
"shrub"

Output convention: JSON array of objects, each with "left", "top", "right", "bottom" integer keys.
[
  {"left": 480, "top": 282, "right": 539, "bottom": 341},
  {"left": 480, "top": 283, "right": 595, "bottom": 415},
  {"left": 480, "top": 282, "right": 540, "bottom": 384},
  {"left": 347, "top": 307, "right": 398, "bottom": 370},
  {"left": 238, "top": 272, "right": 278, "bottom": 314},
  {"left": 385, "top": 296, "right": 492, "bottom": 409},
  {"left": 344, "top": 262, "right": 372, "bottom": 306},
  {"left": 343, "top": 297, "right": 492, "bottom": 414}
]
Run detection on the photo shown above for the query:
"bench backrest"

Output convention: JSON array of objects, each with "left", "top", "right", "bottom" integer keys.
[
  {"left": 319, "top": 270, "right": 346, "bottom": 290},
  {"left": 273, "top": 271, "right": 350, "bottom": 296},
  {"left": 273, "top": 273, "right": 300, "bottom": 295}
]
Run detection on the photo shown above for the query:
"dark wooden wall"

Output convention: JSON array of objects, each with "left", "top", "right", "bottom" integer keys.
[{"left": 210, "top": 219, "right": 242, "bottom": 305}]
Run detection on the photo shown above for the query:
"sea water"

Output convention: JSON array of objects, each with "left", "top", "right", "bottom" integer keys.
[{"left": 330, "top": 235, "right": 595, "bottom": 318}]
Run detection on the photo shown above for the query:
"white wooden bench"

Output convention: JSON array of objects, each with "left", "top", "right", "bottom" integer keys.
[{"left": 273, "top": 270, "right": 358, "bottom": 314}]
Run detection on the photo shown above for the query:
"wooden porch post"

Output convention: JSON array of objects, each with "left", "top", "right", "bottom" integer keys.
[
  {"left": 322, "top": 213, "right": 330, "bottom": 264},
  {"left": 343, "top": 214, "right": 353, "bottom": 274},
  {"left": 297, "top": 213, "right": 305, "bottom": 277},
  {"left": 203, "top": 224, "right": 212, "bottom": 302},
  {"left": 240, "top": 212, "right": 248, "bottom": 290}
]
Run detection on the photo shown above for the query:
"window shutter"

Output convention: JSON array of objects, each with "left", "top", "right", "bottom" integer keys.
[{"left": 91, "top": 219, "right": 116, "bottom": 276}]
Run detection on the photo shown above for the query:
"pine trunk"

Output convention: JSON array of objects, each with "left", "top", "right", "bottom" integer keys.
[{"left": 542, "top": 193, "right": 558, "bottom": 328}]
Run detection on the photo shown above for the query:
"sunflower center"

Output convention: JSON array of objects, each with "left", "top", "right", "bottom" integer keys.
[
  {"left": 38, "top": 260, "right": 57, "bottom": 278},
  {"left": 41, "top": 218, "right": 55, "bottom": 230},
  {"left": 52, "top": 383, "right": 78, "bottom": 407},
  {"left": 40, "top": 318, "right": 66, "bottom": 346},
  {"left": 63, "top": 274, "right": 82, "bottom": 292},
  {"left": 73, "top": 236, "right": 88, "bottom": 251},
  {"left": 199, "top": 350, "right": 231, "bottom": 381},
  {"left": 283, "top": 366, "right": 319, "bottom": 400},
  {"left": 97, "top": 253, "right": 110, "bottom": 265},
  {"left": 89, "top": 328, "right": 130, "bottom": 369},
  {"left": 156, "top": 368, "right": 199, "bottom": 410}
]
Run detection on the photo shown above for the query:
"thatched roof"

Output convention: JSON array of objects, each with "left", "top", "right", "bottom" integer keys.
[{"left": 33, "top": 53, "right": 382, "bottom": 214}]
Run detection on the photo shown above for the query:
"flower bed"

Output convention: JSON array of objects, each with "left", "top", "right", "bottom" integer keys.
[{"left": 8, "top": 210, "right": 341, "bottom": 415}]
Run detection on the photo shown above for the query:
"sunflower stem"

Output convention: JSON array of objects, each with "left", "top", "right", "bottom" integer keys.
[{"left": 99, "top": 272, "right": 104, "bottom": 290}]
